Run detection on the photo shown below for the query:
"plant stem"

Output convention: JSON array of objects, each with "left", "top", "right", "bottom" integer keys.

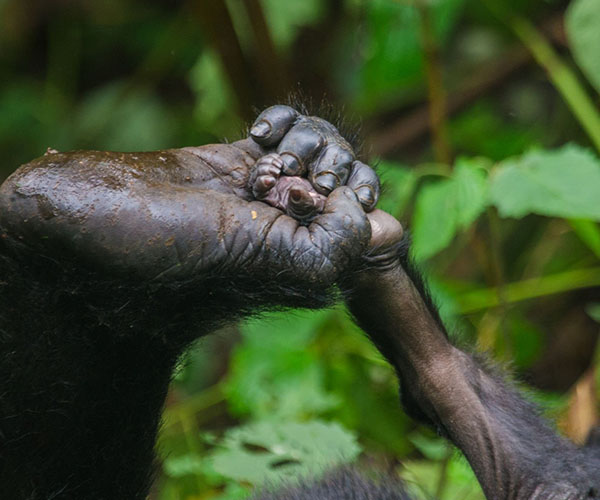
[{"left": 457, "top": 266, "right": 600, "bottom": 313}]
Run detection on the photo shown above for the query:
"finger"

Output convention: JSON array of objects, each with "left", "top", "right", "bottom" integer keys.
[
  {"left": 248, "top": 153, "right": 282, "bottom": 192},
  {"left": 366, "top": 209, "right": 403, "bottom": 249},
  {"left": 253, "top": 175, "right": 277, "bottom": 199},
  {"left": 276, "top": 121, "right": 326, "bottom": 176},
  {"left": 287, "top": 186, "right": 320, "bottom": 222},
  {"left": 256, "top": 153, "right": 283, "bottom": 178},
  {"left": 308, "top": 145, "right": 354, "bottom": 196},
  {"left": 301, "top": 187, "right": 371, "bottom": 281},
  {"left": 250, "top": 105, "right": 299, "bottom": 148},
  {"left": 346, "top": 160, "right": 380, "bottom": 212}
]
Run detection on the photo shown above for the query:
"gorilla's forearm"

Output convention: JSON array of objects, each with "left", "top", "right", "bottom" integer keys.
[{"left": 345, "top": 239, "right": 600, "bottom": 500}]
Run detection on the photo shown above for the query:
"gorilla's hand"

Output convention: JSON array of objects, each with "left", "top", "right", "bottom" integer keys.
[
  {"left": 0, "top": 106, "right": 374, "bottom": 297},
  {"left": 248, "top": 106, "right": 380, "bottom": 223}
]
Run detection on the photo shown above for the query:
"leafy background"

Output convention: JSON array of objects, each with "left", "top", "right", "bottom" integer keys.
[{"left": 1, "top": 0, "right": 600, "bottom": 498}]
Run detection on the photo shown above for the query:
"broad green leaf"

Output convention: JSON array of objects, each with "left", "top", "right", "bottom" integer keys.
[
  {"left": 412, "top": 158, "right": 488, "bottom": 260},
  {"left": 454, "top": 159, "right": 489, "bottom": 227},
  {"left": 566, "top": 0, "right": 600, "bottom": 94},
  {"left": 489, "top": 145, "right": 600, "bottom": 220},
  {"left": 209, "top": 420, "right": 361, "bottom": 485}
]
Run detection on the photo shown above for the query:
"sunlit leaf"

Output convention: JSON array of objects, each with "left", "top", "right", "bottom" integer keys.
[
  {"left": 566, "top": 0, "right": 600, "bottom": 94},
  {"left": 209, "top": 420, "right": 361, "bottom": 485},
  {"left": 412, "top": 158, "right": 488, "bottom": 260},
  {"left": 489, "top": 145, "right": 600, "bottom": 220}
]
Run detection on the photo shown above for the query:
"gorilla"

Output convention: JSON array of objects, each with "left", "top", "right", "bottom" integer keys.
[{"left": 0, "top": 105, "right": 598, "bottom": 500}]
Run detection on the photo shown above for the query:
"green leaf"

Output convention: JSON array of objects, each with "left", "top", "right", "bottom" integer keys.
[
  {"left": 489, "top": 144, "right": 600, "bottom": 220},
  {"left": 586, "top": 302, "right": 600, "bottom": 323},
  {"left": 412, "top": 158, "right": 488, "bottom": 260},
  {"left": 163, "top": 454, "right": 205, "bottom": 478},
  {"left": 189, "top": 49, "right": 243, "bottom": 138},
  {"left": 401, "top": 455, "right": 484, "bottom": 500},
  {"left": 569, "top": 219, "right": 600, "bottom": 258},
  {"left": 225, "top": 311, "right": 340, "bottom": 418},
  {"left": 377, "top": 161, "right": 418, "bottom": 216},
  {"left": 408, "top": 432, "right": 449, "bottom": 461},
  {"left": 566, "top": 0, "right": 600, "bottom": 94},
  {"left": 76, "top": 82, "right": 174, "bottom": 151},
  {"left": 209, "top": 420, "right": 361, "bottom": 485},
  {"left": 261, "top": 0, "right": 325, "bottom": 49}
]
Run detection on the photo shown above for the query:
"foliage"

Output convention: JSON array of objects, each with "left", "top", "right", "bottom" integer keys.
[
  {"left": 566, "top": 0, "right": 600, "bottom": 94},
  {"left": 2, "top": 0, "right": 600, "bottom": 498},
  {"left": 490, "top": 145, "right": 600, "bottom": 220}
]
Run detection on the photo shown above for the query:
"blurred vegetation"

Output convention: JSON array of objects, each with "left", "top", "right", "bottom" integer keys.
[{"left": 2, "top": 0, "right": 600, "bottom": 498}]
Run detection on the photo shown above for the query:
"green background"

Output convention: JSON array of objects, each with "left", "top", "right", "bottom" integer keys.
[{"left": 2, "top": 0, "right": 600, "bottom": 498}]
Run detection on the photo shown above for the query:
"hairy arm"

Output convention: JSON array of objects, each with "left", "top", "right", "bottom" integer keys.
[
  {"left": 0, "top": 106, "right": 378, "bottom": 500},
  {"left": 344, "top": 216, "right": 600, "bottom": 500}
]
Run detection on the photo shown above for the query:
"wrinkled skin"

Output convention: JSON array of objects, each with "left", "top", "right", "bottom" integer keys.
[
  {"left": 0, "top": 105, "right": 386, "bottom": 500},
  {"left": 249, "top": 152, "right": 379, "bottom": 223},
  {"left": 0, "top": 105, "right": 379, "bottom": 294},
  {"left": 252, "top": 161, "right": 600, "bottom": 500},
  {"left": 341, "top": 217, "right": 600, "bottom": 500}
]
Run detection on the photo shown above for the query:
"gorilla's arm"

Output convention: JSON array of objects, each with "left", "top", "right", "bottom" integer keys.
[
  {"left": 344, "top": 214, "right": 600, "bottom": 500},
  {"left": 0, "top": 106, "right": 378, "bottom": 500}
]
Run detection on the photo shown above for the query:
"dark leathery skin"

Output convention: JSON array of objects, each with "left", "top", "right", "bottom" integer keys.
[{"left": 0, "top": 137, "right": 370, "bottom": 286}]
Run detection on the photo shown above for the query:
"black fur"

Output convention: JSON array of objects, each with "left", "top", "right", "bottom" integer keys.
[
  {"left": 251, "top": 468, "right": 411, "bottom": 500},
  {"left": 0, "top": 236, "right": 337, "bottom": 499},
  {"left": 283, "top": 93, "right": 365, "bottom": 160},
  {"left": 2, "top": 104, "right": 599, "bottom": 499}
]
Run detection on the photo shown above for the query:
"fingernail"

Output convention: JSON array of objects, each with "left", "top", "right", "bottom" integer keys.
[
  {"left": 281, "top": 154, "right": 301, "bottom": 175},
  {"left": 290, "top": 188, "right": 303, "bottom": 202},
  {"left": 262, "top": 176, "right": 276, "bottom": 188},
  {"left": 314, "top": 173, "right": 338, "bottom": 194},
  {"left": 250, "top": 120, "right": 271, "bottom": 139},
  {"left": 356, "top": 186, "right": 375, "bottom": 207}
]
